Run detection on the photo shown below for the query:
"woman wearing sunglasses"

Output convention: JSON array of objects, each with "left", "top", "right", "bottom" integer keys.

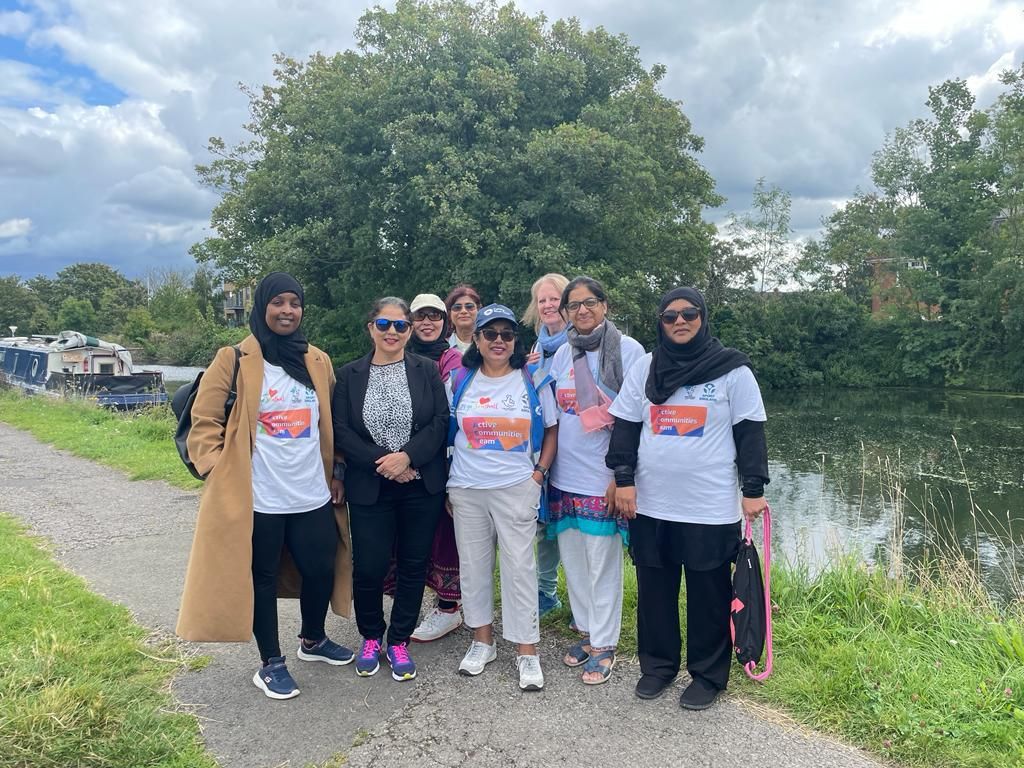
[
  {"left": 397, "top": 293, "right": 465, "bottom": 642},
  {"left": 446, "top": 305, "right": 558, "bottom": 691},
  {"left": 332, "top": 297, "right": 449, "bottom": 681},
  {"left": 545, "top": 276, "right": 646, "bottom": 685},
  {"left": 606, "top": 287, "right": 769, "bottom": 710},
  {"left": 445, "top": 283, "right": 482, "bottom": 354}
]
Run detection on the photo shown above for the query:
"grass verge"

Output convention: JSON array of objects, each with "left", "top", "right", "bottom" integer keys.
[
  {"left": 0, "top": 513, "right": 215, "bottom": 768},
  {"left": 0, "top": 389, "right": 200, "bottom": 490}
]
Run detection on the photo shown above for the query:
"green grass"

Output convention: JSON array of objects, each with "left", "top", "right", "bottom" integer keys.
[
  {"left": 5, "top": 388, "right": 1024, "bottom": 767},
  {"left": 0, "top": 389, "right": 200, "bottom": 490},
  {"left": 0, "top": 514, "right": 215, "bottom": 768},
  {"left": 541, "top": 542, "right": 1024, "bottom": 767}
]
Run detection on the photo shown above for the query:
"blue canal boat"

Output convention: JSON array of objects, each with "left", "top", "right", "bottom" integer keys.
[{"left": 0, "top": 331, "right": 167, "bottom": 408}]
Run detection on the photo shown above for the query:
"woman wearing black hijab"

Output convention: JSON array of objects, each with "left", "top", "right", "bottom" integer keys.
[
  {"left": 605, "top": 287, "right": 769, "bottom": 710},
  {"left": 178, "top": 272, "right": 354, "bottom": 701}
]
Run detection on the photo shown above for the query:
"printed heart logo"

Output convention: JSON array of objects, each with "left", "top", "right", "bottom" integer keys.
[
  {"left": 269, "top": 389, "right": 278, "bottom": 398},
  {"left": 479, "top": 397, "right": 491, "bottom": 404}
]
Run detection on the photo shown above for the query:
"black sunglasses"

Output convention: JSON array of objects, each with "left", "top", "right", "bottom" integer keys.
[
  {"left": 451, "top": 302, "right": 477, "bottom": 312},
  {"left": 413, "top": 309, "right": 445, "bottom": 322},
  {"left": 477, "top": 328, "right": 517, "bottom": 342},
  {"left": 660, "top": 307, "right": 701, "bottom": 324},
  {"left": 373, "top": 318, "right": 411, "bottom": 333}
]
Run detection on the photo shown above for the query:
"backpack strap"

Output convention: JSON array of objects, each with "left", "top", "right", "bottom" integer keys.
[
  {"left": 519, "top": 367, "right": 545, "bottom": 463},
  {"left": 447, "top": 366, "right": 476, "bottom": 449},
  {"left": 224, "top": 345, "right": 242, "bottom": 420}
]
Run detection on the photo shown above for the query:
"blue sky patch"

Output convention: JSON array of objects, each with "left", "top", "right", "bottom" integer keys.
[{"left": 0, "top": 33, "right": 125, "bottom": 107}]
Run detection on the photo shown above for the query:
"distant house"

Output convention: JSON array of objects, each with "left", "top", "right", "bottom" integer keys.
[
  {"left": 866, "top": 254, "right": 940, "bottom": 319},
  {"left": 222, "top": 282, "right": 253, "bottom": 326}
]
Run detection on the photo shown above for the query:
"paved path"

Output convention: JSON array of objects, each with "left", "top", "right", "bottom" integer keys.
[{"left": 0, "top": 423, "right": 883, "bottom": 768}]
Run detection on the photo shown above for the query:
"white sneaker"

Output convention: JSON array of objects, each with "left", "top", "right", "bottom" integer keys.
[
  {"left": 517, "top": 654, "right": 544, "bottom": 691},
  {"left": 411, "top": 606, "right": 463, "bottom": 642},
  {"left": 458, "top": 640, "right": 497, "bottom": 676}
]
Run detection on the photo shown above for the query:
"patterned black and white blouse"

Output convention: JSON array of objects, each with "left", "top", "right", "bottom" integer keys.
[{"left": 363, "top": 360, "right": 413, "bottom": 452}]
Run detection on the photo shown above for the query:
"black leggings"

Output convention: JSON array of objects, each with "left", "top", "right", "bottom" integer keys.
[{"left": 252, "top": 501, "right": 338, "bottom": 663}]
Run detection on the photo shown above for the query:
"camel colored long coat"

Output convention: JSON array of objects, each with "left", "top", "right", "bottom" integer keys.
[{"left": 176, "top": 334, "right": 353, "bottom": 642}]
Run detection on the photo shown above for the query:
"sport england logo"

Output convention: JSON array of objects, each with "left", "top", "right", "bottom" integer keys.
[{"left": 699, "top": 383, "right": 717, "bottom": 401}]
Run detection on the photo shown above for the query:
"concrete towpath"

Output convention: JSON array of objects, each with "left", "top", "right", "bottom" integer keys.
[{"left": 0, "top": 422, "right": 883, "bottom": 768}]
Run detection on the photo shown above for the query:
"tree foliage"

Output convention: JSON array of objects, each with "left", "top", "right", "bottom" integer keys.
[{"left": 191, "top": 0, "right": 720, "bottom": 356}]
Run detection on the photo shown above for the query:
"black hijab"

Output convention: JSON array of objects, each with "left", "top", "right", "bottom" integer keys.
[
  {"left": 249, "top": 271, "right": 314, "bottom": 390},
  {"left": 645, "top": 286, "right": 751, "bottom": 405}
]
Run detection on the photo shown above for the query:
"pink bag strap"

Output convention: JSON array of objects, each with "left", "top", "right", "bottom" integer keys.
[{"left": 743, "top": 503, "right": 773, "bottom": 682}]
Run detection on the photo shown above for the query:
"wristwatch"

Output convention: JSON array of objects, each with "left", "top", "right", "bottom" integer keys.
[
  {"left": 533, "top": 463, "right": 549, "bottom": 481},
  {"left": 332, "top": 461, "right": 347, "bottom": 482}
]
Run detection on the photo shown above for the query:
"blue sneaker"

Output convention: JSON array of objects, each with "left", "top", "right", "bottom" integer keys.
[
  {"left": 252, "top": 656, "right": 300, "bottom": 700},
  {"left": 538, "top": 590, "right": 563, "bottom": 618},
  {"left": 355, "top": 637, "right": 382, "bottom": 677},
  {"left": 297, "top": 636, "right": 355, "bottom": 665},
  {"left": 386, "top": 642, "right": 417, "bottom": 681}
]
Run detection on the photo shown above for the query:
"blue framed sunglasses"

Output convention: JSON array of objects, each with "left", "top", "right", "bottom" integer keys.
[{"left": 373, "top": 318, "right": 411, "bottom": 333}]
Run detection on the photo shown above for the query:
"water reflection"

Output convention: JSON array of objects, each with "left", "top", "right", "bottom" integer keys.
[{"left": 765, "top": 389, "right": 1024, "bottom": 603}]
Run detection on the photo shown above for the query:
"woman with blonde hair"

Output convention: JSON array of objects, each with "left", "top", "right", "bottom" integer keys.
[{"left": 523, "top": 272, "right": 570, "bottom": 618}]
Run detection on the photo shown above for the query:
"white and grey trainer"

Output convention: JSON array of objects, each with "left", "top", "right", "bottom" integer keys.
[
  {"left": 458, "top": 640, "right": 497, "bottom": 676},
  {"left": 411, "top": 606, "right": 463, "bottom": 642},
  {"left": 517, "top": 654, "right": 544, "bottom": 691}
]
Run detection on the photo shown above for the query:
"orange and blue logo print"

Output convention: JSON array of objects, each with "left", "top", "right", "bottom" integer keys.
[
  {"left": 258, "top": 408, "right": 313, "bottom": 439},
  {"left": 462, "top": 417, "right": 531, "bottom": 451},
  {"left": 650, "top": 405, "right": 707, "bottom": 437}
]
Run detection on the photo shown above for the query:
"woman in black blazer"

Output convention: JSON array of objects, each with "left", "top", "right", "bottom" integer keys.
[{"left": 332, "top": 296, "right": 448, "bottom": 682}]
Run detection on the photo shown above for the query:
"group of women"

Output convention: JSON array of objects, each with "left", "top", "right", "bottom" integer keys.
[{"left": 176, "top": 270, "right": 769, "bottom": 711}]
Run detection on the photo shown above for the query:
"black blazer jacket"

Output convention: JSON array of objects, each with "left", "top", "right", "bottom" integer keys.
[{"left": 332, "top": 351, "right": 449, "bottom": 505}]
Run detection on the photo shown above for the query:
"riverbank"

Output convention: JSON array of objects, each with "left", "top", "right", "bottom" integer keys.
[{"left": 1, "top": 390, "right": 1021, "bottom": 767}]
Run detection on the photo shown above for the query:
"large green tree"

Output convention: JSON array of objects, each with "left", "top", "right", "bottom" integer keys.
[{"left": 192, "top": 0, "right": 720, "bottom": 357}]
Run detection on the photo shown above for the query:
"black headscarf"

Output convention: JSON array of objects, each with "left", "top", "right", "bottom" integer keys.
[
  {"left": 645, "top": 286, "right": 751, "bottom": 405},
  {"left": 410, "top": 314, "right": 451, "bottom": 361},
  {"left": 249, "top": 271, "right": 314, "bottom": 390}
]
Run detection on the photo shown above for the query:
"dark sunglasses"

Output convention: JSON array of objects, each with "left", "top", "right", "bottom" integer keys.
[
  {"left": 660, "top": 307, "right": 701, "bottom": 324},
  {"left": 373, "top": 318, "right": 411, "bottom": 333},
  {"left": 451, "top": 302, "right": 477, "bottom": 312},
  {"left": 477, "top": 328, "right": 517, "bottom": 343},
  {"left": 413, "top": 309, "right": 445, "bottom": 322}
]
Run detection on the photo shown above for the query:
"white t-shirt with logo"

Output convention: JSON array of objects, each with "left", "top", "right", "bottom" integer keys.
[
  {"left": 548, "top": 337, "right": 647, "bottom": 497},
  {"left": 608, "top": 354, "right": 766, "bottom": 524},
  {"left": 251, "top": 361, "right": 331, "bottom": 514},
  {"left": 447, "top": 368, "right": 558, "bottom": 490}
]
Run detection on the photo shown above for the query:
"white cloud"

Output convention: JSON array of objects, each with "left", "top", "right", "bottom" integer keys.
[
  {"left": 0, "top": 10, "right": 34, "bottom": 36},
  {"left": 0, "top": 218, "right": 32, "bottom": 238},
  {"left": 2, "top": 0, "right": 1024, "bottom": 277}
]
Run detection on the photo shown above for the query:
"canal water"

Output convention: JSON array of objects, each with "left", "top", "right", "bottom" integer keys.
[
  {"left": 148, "top": 367, "right": 1024, "bottom": 602},
  {"left": 765, "top": 388, "right": 1024, "bottom": 603}
]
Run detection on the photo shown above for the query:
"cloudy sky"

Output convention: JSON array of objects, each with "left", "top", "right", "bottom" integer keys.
[{"left": 1, "top": 0, "right": 1022, "bottom": 280}]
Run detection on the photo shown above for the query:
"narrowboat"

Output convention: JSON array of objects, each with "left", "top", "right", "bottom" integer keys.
[{"left": 0, "top": 331, "right": 167, "bottom": 408}]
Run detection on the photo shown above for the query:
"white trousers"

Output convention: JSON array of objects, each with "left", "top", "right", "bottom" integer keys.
[
  {"left": 449, "top": 477, "right": 541, "bottom": 644},
  {"left": 557, "top": 527, "right": 623, "bottom": 650}
]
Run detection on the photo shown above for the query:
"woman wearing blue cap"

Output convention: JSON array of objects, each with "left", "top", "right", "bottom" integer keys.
[{"left": 445, "top": 304, "right": 559, "bottom": 691}]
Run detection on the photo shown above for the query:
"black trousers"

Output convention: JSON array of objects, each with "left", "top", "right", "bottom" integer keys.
[
  {"left": 348, "top": 479, "right": 444, "bottom": 645},
  {"left": 630, "top": 514, "right": 740, "bottom": 691},
  {"left": 251, "top": 500, "right": 338, "bottom": 663}
]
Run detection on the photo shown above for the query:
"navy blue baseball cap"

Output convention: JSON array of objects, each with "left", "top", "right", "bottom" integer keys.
[{"left": 475, "top": 303, "right": 519, "bottom": 330}]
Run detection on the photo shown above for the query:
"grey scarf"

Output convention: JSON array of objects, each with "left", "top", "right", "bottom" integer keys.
[{"left": 567, "top": 319, "right": 625, "bottom": 394}]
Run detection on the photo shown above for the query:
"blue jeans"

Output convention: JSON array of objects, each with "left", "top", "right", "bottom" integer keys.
[{"left": 536, "top": 524, "right": 560, "bottom": 597}]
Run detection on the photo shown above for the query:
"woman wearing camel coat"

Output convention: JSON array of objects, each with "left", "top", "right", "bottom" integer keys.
[{"left": 176, "top": 272, "right": 353, "bottom": 700}]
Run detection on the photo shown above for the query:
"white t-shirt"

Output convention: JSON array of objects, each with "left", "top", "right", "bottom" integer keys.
[
  {"left": 251, "top": 362, "right": 331, "bottom": 514},
  {"left": 548, "top": 337, "right": 646, "bottom": 497},
  {"left": 447, "top": 368, "right": 558, "bottom": 490},
  {"left": 608, "top": 355, "right": 766, "bottom": 524}
]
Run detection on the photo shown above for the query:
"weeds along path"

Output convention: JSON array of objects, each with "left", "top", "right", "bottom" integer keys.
[{"left": 0, "top": 422, "right": 883, "bottom": 768}]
